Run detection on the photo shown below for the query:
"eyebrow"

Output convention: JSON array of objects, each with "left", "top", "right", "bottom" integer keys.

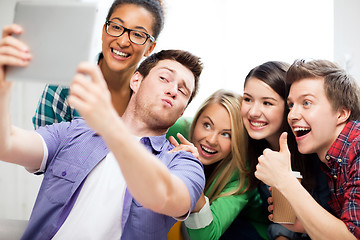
[
  {"left": 243, "top": 92, "right": 278, "bottom": 102},
  {"left": 288, "top": 93, "right": 316, "bottom": 102},
  {"left": 204, "top": 116, "right": 231, "bottom": 132},
  {"left": 110, "top": 17, "right": 149, "bottom": 32},
  {"left": 161, "top": 67, "right": 192, "bottom": 95}
]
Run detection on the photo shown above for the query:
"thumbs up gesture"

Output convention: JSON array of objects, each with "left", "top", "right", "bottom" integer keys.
[{"left": 255, "top": 132, "right": 293, "bottom": 187}]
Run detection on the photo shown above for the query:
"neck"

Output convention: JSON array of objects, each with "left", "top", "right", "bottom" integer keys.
[
  {"left": 266, "top": 134, "right": 280, "bottom": 151},
  {"left": 121, "top": 103, "right": 169, "bottom": 137},
  {"left": 318, "top": 121, "right": 348, "bottom": 165},
  {"left": 99, "top": 59, "right": 135, "bottom": 116}
]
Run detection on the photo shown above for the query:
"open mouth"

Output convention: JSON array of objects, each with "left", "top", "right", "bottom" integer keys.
[
  {"left": 293, "top": 127, "right": 311, "bottom": 137},
  {"left": 200, "top": 145, "right": 217, "bottom": 155},
  {"left": 112, "top": 48, "right": 129, "bottom": 58}
]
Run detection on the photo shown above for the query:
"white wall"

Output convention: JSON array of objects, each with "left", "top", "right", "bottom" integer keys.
[
  {"left": 1, "top": 0, "right": 358, "bottom": 220},
  {"left": 156, "top": 0, "right": 334, "bottom": 116},
  {"left": 334, "top": 0, "right": 360, "bottom": 83}
]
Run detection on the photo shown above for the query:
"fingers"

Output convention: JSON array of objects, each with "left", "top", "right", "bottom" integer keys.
[
  {"left": 69, "top": 63, "right": 108, "bottom": 107},
  {"left": 0, "top": 25, "right": 31, "bottom": 69},
  {"left": 1, "top": 24, "right": 29, "bottom": 53},
  {"left": 176, "top": 133, "right": 192, "bottom": 146},
  {"left": 2, "top": 24, "right": 23, "bottom": 38},
  {"left": 76, "top": 62, "right": 107, "bottom": 88},
  {"left": 168, "top": 136, "right": 179, "bottom": 147},
  {"left": 268, "top": 203, "right": 274, "bottom": 213}
]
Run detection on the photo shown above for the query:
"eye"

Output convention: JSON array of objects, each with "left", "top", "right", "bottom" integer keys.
[
  {"left": 287, "top": 102, "right": 294, "bottom": 109},
  {"left": 243, "top": 97, "right": 251, "bottom": 103},
  {"left": 178, "top": 88, "right": 187, "bottom": 96},
  {"left": 221, "top": 132, "right": 231, "bottom": 138},
  {"left": 264, "top": 101, "right": 273, "bottom": 106},
  {"left": 160, "top": 76, "right": 168, "bottom": 82},
  {"left": 303, "top": 100, "right": 311, "bottom": 108},
  {"left": 131, "top": 31, "right": 146, "bottom": 39},
  {"left": 110, "top": 23, "right": 122, "bottom": 31},
  {"left": 203, "top": 122, "right": 211, "bottom": 130}
]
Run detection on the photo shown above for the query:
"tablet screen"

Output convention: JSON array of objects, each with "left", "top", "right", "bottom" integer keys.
[{"left": 7, "top": 1, "right": 98, "bottom": 85}]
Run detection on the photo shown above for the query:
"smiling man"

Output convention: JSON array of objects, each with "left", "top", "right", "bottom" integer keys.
[
  {"left": 255, "top": 59, "right": 360, "bottom": 239},
  {"left": 0, "top": 50, "right": 205, "bottom": 240}
]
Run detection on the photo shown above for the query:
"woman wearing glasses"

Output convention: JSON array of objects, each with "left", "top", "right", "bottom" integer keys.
[{"left": 30, "top": 0, "right": 164, "bottom": 128}]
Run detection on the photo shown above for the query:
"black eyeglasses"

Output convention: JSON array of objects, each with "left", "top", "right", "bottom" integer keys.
[{"left": 105, "top": 21, "right": 155, "bottom": 45}]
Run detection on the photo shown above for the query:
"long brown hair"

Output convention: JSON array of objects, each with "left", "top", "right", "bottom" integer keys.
[{"left": 244, "top": 61, "right": 316, "bottom": 191}]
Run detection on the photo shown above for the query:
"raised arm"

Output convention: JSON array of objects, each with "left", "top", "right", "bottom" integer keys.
[
  {"left": 0, "top": 24, "right": 45, "bottom": 170},
  {"left": 68, "top": 63, "right": 204, "bottom": 218}
]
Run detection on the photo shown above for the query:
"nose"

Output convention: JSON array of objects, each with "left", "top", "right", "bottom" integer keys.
[
  {"left": 249, "top": 102, "right": 262, "bottom": 118},
  {"left": 288, "top": 105, "right": 301, "bottom": 122},
  {"left": 116, "top": 31, "right": 131, "bottom": 47},
  {"left": 206, "top": 132, "right": 218, "bottom": 146},
  {"left": 165, "top": 83, "right": 178, "bottom": 99}
]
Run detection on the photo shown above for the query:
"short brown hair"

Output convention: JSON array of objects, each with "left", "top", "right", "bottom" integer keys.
[
  {"left": 287, "top": 59, "right": 360, "bottom": 121},
  {"left": 136, "top": 49, "right": 203, "bottom": 104}
]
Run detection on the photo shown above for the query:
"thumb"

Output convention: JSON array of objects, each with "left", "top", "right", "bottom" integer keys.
[
  {"left": 77, "top": 62, "right": 106, "bottom": 88},
  {"left": 279, "top": 132, "right": 290, "bottom": 154}
]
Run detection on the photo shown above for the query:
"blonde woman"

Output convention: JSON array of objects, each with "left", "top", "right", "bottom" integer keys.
[{"left": 170, "top": 89, "right": 269, "bottom": 240}]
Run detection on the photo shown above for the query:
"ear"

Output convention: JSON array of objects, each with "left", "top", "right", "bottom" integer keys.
[
  {"left": 130, "top": 72, "right": 143, "bottom": 94},
  {"left": 101, "top": 24, "right": 106, "bottom": 42},
  {"left": 337, "top": 106, "right": 351, "bottom": 125},
  {"left": 144, "top": 42, "right": 156, "bottom": 57}
]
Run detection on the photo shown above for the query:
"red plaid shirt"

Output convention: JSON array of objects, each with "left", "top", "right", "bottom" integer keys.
[{"left": 321, "top": 120, "right": 360, "bottom": 238}]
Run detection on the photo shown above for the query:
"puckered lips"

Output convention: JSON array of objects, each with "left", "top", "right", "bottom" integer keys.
[
  {"left": 161, "top": 98, "right": 173, "bottom": 107},
  {"left": 293, "top": 126, "right": 311, "bottom": 138}
]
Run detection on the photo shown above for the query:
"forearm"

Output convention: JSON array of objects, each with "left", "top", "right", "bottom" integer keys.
[
  {"left": 0, "top": 88, "right": 12, "bottom": 157},
  {"left": 278, "top": 176, "right": 356, "bottom": 240},
  {"left": 0, "top": 93, "right": 43, "bottom": 169},
  {"left": 102, "top": 118, "right": 191, "bottom": 217}
]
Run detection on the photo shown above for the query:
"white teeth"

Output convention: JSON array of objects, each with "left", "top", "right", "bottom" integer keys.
[
  {"left": 250, "top": 121, "right": 266, "bottom": 127},
  {"left": 294, "top": 127, "right": 311, "bottom": 132},
  {"left": 201, "top": 145, "right": 216, "bottom": 154},
  {"left": 113, "top": 49, "right": 129, "bottom": 57}
]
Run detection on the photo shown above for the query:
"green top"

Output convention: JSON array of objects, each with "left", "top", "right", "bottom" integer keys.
[
  {"left": 186, "top": 171, "right": 270, "bottom": 240},
  {"left": 167, "top": 117, "right": 269, "bottom": 239},
  {"left": 166, "top": 117, "right": 192, "bottom": 141}
]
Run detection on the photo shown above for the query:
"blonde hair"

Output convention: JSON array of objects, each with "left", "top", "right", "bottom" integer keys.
[{"left": 189, "top": 89, "right": 248, "bottom": 203}]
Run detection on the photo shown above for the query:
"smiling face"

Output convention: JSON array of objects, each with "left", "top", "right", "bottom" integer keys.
[
  {"left": 101, "top": 4, "right": 156, "bottom": 74},
  {"left": 241, "top": 77, "right": 285, "bottom": 149},
  {"left": 130, "top": 59, "right": 195, "bottom": 130},
  {"left": 192, "top": 103, "right": 232, "bottom": 165},
  {"left": 287, "top": 78, "right": 346, "bottom": 160}
]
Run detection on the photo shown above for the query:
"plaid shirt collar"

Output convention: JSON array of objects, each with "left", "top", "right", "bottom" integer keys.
[{"left": 326, "top": 120, "right": 359, "bottom": 168}]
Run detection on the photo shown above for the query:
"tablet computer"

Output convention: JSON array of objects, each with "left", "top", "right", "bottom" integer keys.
[{"left": 7, "top": 1, "right": 99, "bottom": 85}]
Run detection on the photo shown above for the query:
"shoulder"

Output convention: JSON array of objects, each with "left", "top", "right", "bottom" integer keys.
[
  {"left": 43, "top": 84, "right": 70, "bottom": 98},
  {"left": 36, "top": 118, "right": 92, "bottom": 137}
]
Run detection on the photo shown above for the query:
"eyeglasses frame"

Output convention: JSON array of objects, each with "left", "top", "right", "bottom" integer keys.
[{"left": 105, "top": 20, "right": 155, "bottom": 45}]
